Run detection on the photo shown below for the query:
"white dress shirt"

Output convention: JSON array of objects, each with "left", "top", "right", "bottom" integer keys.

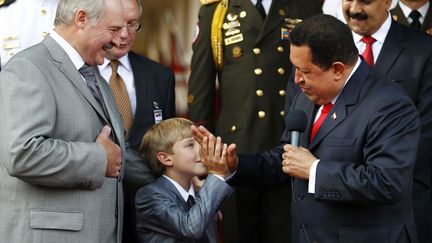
[
  {"left": 50, "top": 31, "right": 84, "bottom": 73},
  {"left": 163, "top": 175, "right": 196, "bottom": 202},
  {"left": 353, "top": 13, "right": 392, "bottom": 65},
  {"left": 250, "top": 0, "right": 272, "bottom": 14}
]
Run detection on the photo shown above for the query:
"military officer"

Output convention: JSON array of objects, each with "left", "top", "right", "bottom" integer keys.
[
  {"left": 391, "top": 0, "right": 432, "bottom": 34},
  {"left": 0, "top": 0, "right": 58, "bottom": 68},
  {"left": 187, "top": 0, "right": 321, "bottom": 242}
]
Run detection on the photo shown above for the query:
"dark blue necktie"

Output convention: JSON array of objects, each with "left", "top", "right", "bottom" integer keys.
[{"left": 187, "top": 195, "right": 195, "bottom": 209}]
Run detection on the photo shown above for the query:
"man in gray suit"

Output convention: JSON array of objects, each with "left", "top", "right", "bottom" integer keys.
[{"left": 0, "top": 0, "right": 126, "bottom": 242}]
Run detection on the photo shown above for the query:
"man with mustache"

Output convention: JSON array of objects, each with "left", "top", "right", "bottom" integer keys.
[{"left": 343, "top": 0, "right": 432, "bottom": 242}]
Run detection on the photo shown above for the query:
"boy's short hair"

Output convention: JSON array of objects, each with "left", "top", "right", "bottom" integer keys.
[{"left": 139, "top": 118, "right": 196, "bottom": 176}]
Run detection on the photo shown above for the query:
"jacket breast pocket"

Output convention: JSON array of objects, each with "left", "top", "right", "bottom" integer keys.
[
  {"left": 392, "top": 79, "right": 418, "bottom": 102},
  {"left": 323, "top": 137, "right": 356, "bottom": 147},
  {"left": 339, "top": 226, "right": 389, "bottom": 243},
  {"left": 320, "top": 137, "right": 357, "bottom": 161},
  {"left": 30, "top": 209, "right": 83, "bottom": 231}
]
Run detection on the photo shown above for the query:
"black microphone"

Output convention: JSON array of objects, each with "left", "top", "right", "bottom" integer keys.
[{"left": 285, "top": 109, "right": 307, "bottom": 147}]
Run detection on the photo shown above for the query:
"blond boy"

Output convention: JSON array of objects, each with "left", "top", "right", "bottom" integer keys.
[{"left": 135, "top": 118, "right": 233, "bottom": 243}]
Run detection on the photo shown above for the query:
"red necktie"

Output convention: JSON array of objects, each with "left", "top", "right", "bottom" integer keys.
[
  {"left": 310, "top": 103, "right": 333, "bottom": 142},
  {"left": 361, "top": 36, "right": 376, "bottom": 66}
]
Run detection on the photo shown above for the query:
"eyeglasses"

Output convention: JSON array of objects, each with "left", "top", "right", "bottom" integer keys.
[{"left": 125, "top": 21, "right": 142, "bottom": 33}]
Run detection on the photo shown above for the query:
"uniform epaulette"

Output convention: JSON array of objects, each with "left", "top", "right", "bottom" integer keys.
[
  {"left": 0, "top": 0, "right": 16, "bottom": 8},
  {"left": 200, "top": 0, "right": 221, "bottom": 5}
]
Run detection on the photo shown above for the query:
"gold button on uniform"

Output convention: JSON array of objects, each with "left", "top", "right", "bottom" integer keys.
[
  {"left": 253, "top": 48, "right": 261, "bottom": 55},
  {"left": 256, "top": 90, "right": 264, "bottom": 96},
  {"left": 41, "top": 31, "right": 49, "bottom": 37},
  {"left": 40, "top": 9, "right": 47, "bottom": 16},
  {"left": 279, "top": 90, "right": 286, "bottom": 96},
  {"left": 280, "top": 111, "right": 285, "bottom": 116},
  {"left": 258, "top": 111, "right": 266, "bottom": 118},
  {"left": 231, "top": 125, "right": 237, "bottom": 132},
  {"left": 187, "top": 94, "right": 194, "bottom": 104},
  {"left": 277, "top": 46, "right": 284, "bottom": 53},
  {"left": 254, "top": 68, "right": 263, "bottom": 75},
  {"left": 279, "top": 9, "right": 286, "bottom": 16},
  {"left": 277, "top": 68, "right": 285, "bottom": 75}
]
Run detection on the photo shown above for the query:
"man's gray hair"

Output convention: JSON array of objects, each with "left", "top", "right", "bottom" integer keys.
[{"left": 54, "top": 0, "right": 106, "bottom": 26}]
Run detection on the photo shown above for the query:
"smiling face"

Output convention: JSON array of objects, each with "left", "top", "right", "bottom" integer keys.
[
  {"left": 106, "top": 0, "right": 141, "bottom": 59},
  {"left": 343, "top": 0, "right": 391, "bottom": 36},
  {"left": 290, "top": 45, "right": 344, "bottom": 105},
  {"left": 79, "top": 0, "right": 124, "bottom": 65}
]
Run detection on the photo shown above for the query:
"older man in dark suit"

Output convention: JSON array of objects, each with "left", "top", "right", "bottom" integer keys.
[
  {"left": 97, "top": 0, "right": 175, "bottom": 242},
  {"left": 194, "top": 14, "right": 421, "bottom": 243},
  {"left": 342, "top": 0, "right": 432, "bottom": 241}
]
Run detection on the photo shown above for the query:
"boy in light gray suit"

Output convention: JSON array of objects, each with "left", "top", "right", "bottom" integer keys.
[{"left": 135, "top": 118, "right": 233, "bottom": 243}]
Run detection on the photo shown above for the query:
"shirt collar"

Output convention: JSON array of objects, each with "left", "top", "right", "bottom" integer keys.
[
  {"left": 398, "top": 0, "right": 429, "bottom": 20},
  {"left": 163, "top": 175, "right": 196, "bottom": 202},
  {"left": 100, "top": 54, "right": 132, "bottom": 72},
  {"left": 330, "top": 57, "right": 362, "bottom": 104},
  {"left": 352, "top": 13, "right": 392, "bottom": 46},
  {"left": 50, "top": 30, "right": 85, "bottom": 70}
]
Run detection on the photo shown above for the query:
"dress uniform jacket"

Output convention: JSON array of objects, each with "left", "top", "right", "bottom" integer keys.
[
  {"left": 188, "top": 0, "right": 321, "bottom": 242},
  {"left": 0, "top": 0, "right": 58, "bottom": 68},
  {"left": 188, "top": 0, "right": 321, "bottom": 155},
  {"left": 391, "top": 3, "right": 432, "bottom": 34}
]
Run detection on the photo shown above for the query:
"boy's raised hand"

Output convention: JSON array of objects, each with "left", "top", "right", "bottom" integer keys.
[
  {"left": 200, "top": 135, "right": 229, "bottom": 177},
  {"left": 192, "top": 125, "right": 238, "bottom": 175}
]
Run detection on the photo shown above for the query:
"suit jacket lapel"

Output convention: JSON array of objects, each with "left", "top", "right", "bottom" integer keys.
[
  {"left": 43, "top": 36, "right": 109, "bottom": 123},
  {"left": 391, "top": 5, "right": 409, "bottom": 26},
  {"left": 128, "top": 52, "right": 145, "bottom": 133},
  {"left": 95, "top": 70, "right": 125, "bottom": 149},
  {"left": 375, "top": 21, "right": 405, "bottom": 75},
  {"left": 308, "top": 61, "right": 370, "bottom": 150},
  {"left": 422, "top": 6, "right": 432, "bottom": 31},
  {"left": 299, "top": 101, "right": 316, "bottom": 148},
  {"left": 158, "top": 176, "right": 189, "bottom": 210}
]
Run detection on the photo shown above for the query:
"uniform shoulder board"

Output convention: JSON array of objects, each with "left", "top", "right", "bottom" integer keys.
[
  {"left": 0, "top": 0, "right": 16, "bottom": 8},
  {"left": 200, "top": 0, "right": 222, "bottom": 5}
]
